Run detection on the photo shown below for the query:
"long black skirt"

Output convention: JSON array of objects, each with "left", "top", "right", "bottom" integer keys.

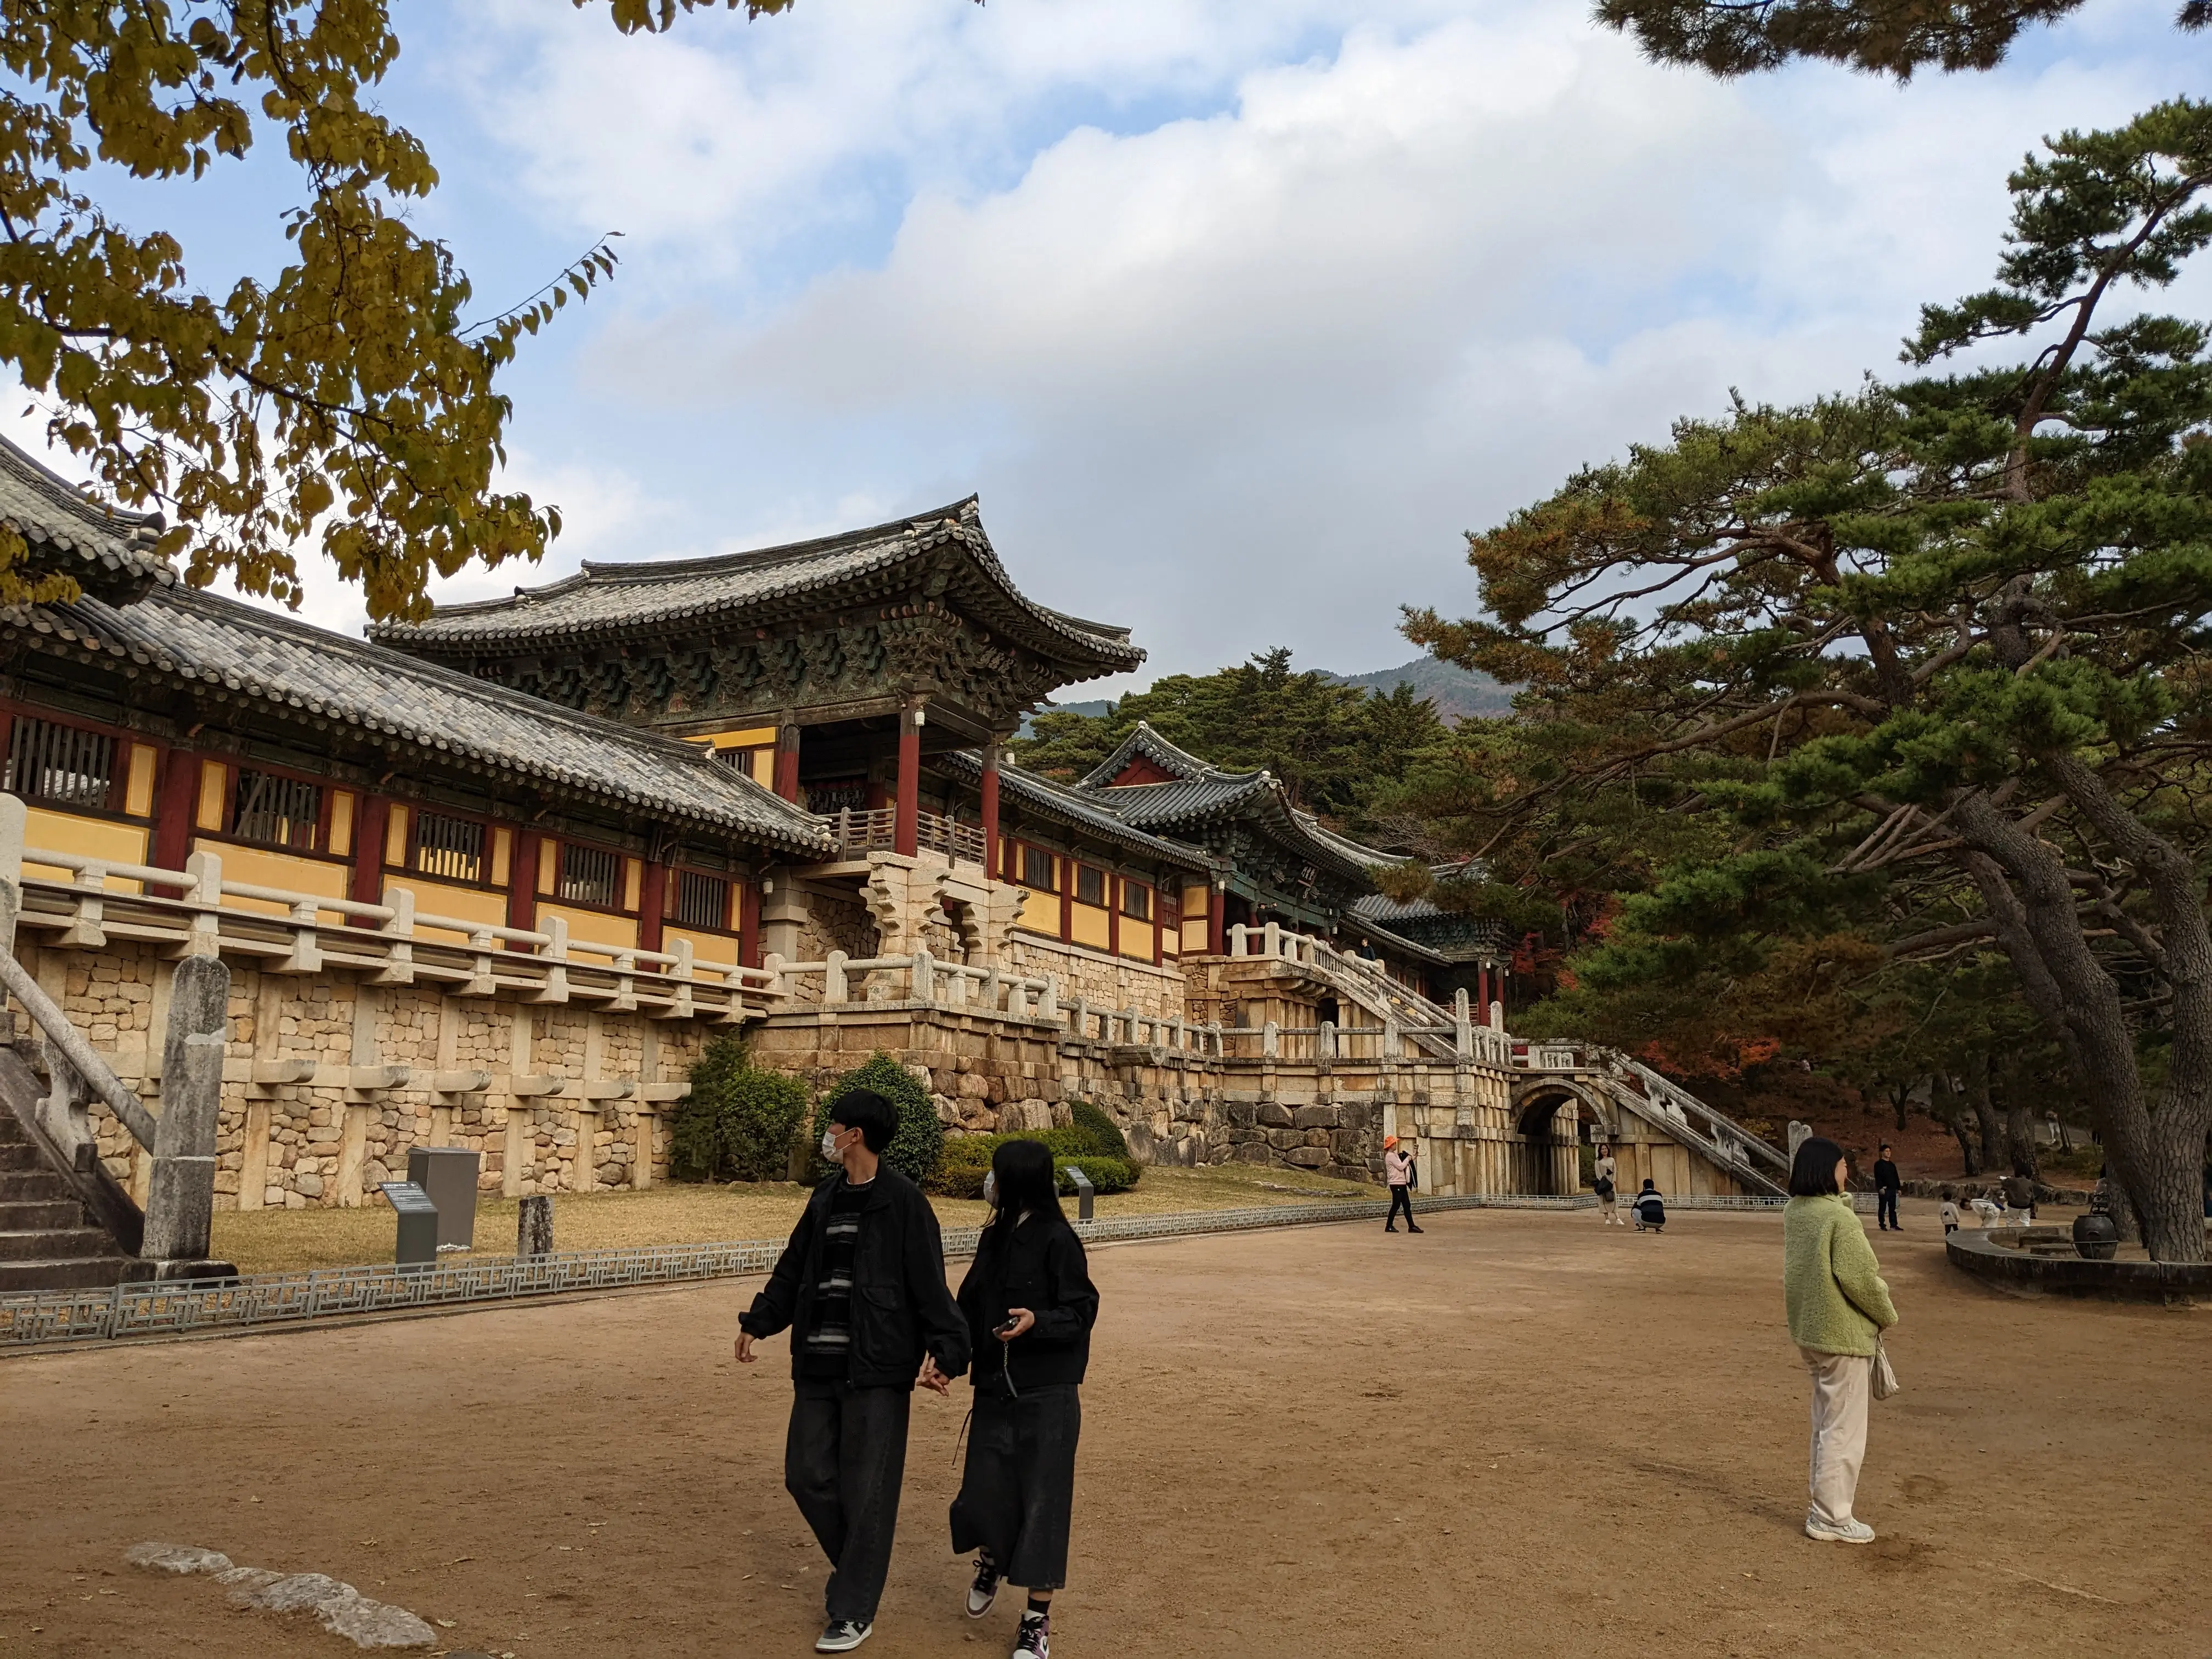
[{"left": 949, "top": 1384, "right": 1081, "bottom": 1590}]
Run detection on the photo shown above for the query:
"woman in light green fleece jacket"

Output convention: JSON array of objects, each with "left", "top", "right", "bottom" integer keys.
[{"left": 1784, "top": 1135, "right": 1898, "bottom": 1544}]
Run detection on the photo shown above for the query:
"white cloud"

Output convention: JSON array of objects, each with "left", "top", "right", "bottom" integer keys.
[{"left": 555, "top": 4, "right": 2202, "bottom": 682}]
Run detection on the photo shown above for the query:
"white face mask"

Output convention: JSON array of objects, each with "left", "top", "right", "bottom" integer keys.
[
  {"left": 821, "top": 1127, "right": 844, "bottom": 1162},
  {"left": 981, "top": 1170, "right": 998, "bottom": 1208}
]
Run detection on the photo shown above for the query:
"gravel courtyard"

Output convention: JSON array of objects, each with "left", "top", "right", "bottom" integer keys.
[{"left": 2, "top": 1201, "right": 2204, "bottom": 1658}]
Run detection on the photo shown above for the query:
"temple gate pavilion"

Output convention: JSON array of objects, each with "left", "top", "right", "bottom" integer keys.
[{"left": 0, "top": 444, "right": 1785, "bottom": 1287}]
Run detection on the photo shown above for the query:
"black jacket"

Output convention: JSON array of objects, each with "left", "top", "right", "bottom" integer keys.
[
  {"left": 1874, "top": 1160, "right": 1901, "bottom": 1192},
  {"left": 740, "top": 1167, "right": 970, "bottom": 1389},
  {"left": 956, "top": 1210, "right": 1099, "bottom": 1399}
]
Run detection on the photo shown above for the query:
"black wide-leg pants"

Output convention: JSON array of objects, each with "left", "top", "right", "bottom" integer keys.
[
  {"left": 785, "top": 1381, "right": 912, "bottom": 1623},
  {"left": 1386, "top": 1186, "right": 1416, "bottom": 1228}
]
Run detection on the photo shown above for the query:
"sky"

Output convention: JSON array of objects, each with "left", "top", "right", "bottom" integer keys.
[{"left": 10, "top": 0, "right": 2212, "bottom": 702}]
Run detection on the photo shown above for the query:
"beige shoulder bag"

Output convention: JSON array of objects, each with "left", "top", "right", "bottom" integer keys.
[{"left": 1871, "top": 1335, "right": 1900, "bottom": 1401}]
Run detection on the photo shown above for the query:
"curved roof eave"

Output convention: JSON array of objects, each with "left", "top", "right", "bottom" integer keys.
[{"left": 940, "top": 750, "right": 1214, "bottom": 871}]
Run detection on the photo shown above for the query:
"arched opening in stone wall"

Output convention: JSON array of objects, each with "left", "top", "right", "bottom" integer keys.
[{"left": 1512, "top": 1089, "right": 1590, "bottom": 1195}]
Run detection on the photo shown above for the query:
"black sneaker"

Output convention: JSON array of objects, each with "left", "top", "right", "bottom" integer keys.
[
  {"left": 816, "top": 1620, "right": 873, "bottom": 1652},
  {"left": 1407, "top": 1223, "right": 1424, "bottom": 1233},
  {"left": 1013, "top": 1612, "right": 1049, "bottom": 1657},
  {"left": 967, "top": 1555, "right": 1001, "bottom": 1617}
]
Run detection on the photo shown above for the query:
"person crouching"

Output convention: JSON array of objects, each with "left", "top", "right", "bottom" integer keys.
[{"left": 951, "top": 1138, "right": 1101, "bottom": 1659}]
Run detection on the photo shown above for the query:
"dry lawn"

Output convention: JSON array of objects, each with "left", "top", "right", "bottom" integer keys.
[{"left": 209, "top": 1160, "right": 1374, "bottom": 1274}]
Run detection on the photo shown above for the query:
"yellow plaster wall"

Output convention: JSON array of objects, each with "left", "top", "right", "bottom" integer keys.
[
  {"left": 195, "top": 760, "right": 227, "bottom": 830},
  {"left": 1118, "top": 922, "right": 1155, "bottom": 962},
  {"left": 1182, "top": 918, "right": 1210, "bottom": 953},
  {"left": 1010, "top": 884, "right": 1058, "bottom": 934},
  {"left": 329, "top": 789, "right": 355, "bottom": 858},
  {"left": 1070, "top": 901, "right": 1110, "bottom": 951},
  {"left": 124, "top": 744, "right": 157, "bottom": 817},
  {"left": 198, "top": 838, "right": 349, "bottom": 916},
  {"left": 538, "top": 901, "right": 640, "bottom": 953},
  {"left": 22, "top": 809, "right": 148, "bottom": 889},
  {"left": 490, "top": 826, "right": 513, "bottom": 888},
  {"left": 663, "top": 924, "right": 744, "bottom": 979},
  {"left": 387, "top": 876, "right": 508, "bottom": 936}
]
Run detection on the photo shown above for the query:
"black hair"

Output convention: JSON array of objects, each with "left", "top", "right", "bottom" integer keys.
[
  {"left": 990, "top": 1137, "right": 1065, "bottom": 1224},
  {"left": 1789, "top": 1136, "right": 1848, "bottom": 1197},
  {"left": 830, "top": 1088, "right": 900, "bottom": 1153},
  {"left": 1640, "top": 1177, "right": 1656, "bottom": 1191}
]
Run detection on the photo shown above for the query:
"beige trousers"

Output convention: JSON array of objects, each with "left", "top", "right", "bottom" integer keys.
[{"left": 1799, "top": 1347, "right": 1871, "bottom": 1526}]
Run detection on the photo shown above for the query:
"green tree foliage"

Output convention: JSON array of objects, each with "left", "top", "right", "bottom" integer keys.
[
  {"left": 1011, "top": 648, "right": 1452, "bottom": 838},
  {"left": 1594, "top": 0, "right": 2206, "bottom": 81},
  {"left": 810, "top": 1051, "right": 944, "bottom": 1184},
  {"left": 0, "top": 0, "right": 826, "bottom": 617},
  {"left": 1405, "top": 102, "right": 2212, "bottom": 1261},
  {"left": 669, "top": 1034, "right": 809, "bottom": 1183}
]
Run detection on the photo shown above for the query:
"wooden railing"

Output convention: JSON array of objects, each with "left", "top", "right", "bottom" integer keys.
[
  {"left": 15, "top": 846, "right": 781, "bottom": 1023},
  {"left": 816, "top": 807, "right": 989, "bottom": 867}
]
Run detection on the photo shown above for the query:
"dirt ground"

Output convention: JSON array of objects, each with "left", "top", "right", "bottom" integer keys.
[{"left": 2, "top": 1197, "right": 2204, "bottom": 1659}]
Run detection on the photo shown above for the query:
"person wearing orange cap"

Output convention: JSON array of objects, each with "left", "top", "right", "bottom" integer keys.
[{"left": 1383, "top": 1136, "right": 1420, "bottom": 1233}]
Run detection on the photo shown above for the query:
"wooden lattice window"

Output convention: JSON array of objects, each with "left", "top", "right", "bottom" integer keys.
[
  {"left": 4, "top": 716, "right": 115, "bottom": 810},
  {"left": 411, "top": 810, "right": 486, "bottom": 883},
  {"left": 674, "top": 870, "right": 731, "bottom": 930},
  {"left": 1122, "top": 881, "right": 1152, "bottom": 922},
  {"left": 232, "top": 769, "right": 321, "bottom": 851},
  {"left": 1076, "top": 864, "right": 1105, "bottom": 906},
  {"left": 558, "top": 842, "right": 621, "bottom": 908},
  {"left": 1019, "top": 845, "right": 1056, "bottom": 892}
]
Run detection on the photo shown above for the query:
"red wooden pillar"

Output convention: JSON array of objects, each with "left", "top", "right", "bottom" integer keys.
[
  {"left": 352, "top": 795, "right": 392, "bottom": 905},
  {"left": 980, "top": 742, "right": 1001, "bottom": 877},
  {"left": 1060, "top": 857, "right": 1074, "bottom": 945},
  {"left": 509, "top": 831, "right": 540, "bottom": 933},
  {"left": 1207, "top": 881, "right": 1226, "bottom": 956},
  {"left": 152, "top": 746, "right": 201, "bottom": 897},
  {"left": 894, "top": 705, "right": 921, "bottom": 857},
  {"left": 773, "top": 721, "right": 800, "bottom": 804},
  {"left": 638, "top": 861, "right": 668, "bottom": 953},
  {"left": 740, "top": 879, "right": 763, "bottom": 969},
  {"left": 1477, "top": 963, "right": 1491, "bottom": 1014},
  {"left": 1107, "top": 877, "right": 1120, "bottom": 958}
]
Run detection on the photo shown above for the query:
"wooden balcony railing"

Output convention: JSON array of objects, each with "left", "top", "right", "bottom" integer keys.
[{"left": 816, "top": 807, "right": 988, "bottom": 867}]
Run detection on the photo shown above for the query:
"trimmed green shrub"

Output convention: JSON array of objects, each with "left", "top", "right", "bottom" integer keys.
[
  {"left": 1068, "top": 1100, "right": 1130, "bottom": 1160},
  {"left": 669, "top": 1036, "right": 809, "bottom": 1183},
  {"left": 1057, "top": 1155, "right": 1137, "bottom": 1195},
  {"left": 924, "top": 1128, "right": 1142, "bottom": 1198},
  {"left": 811, "top": 1052, "right": 943, "bottom": 1183}
]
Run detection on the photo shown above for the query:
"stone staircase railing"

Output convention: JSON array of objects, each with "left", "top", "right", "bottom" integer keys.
[
  {"left": 1510, "top": 1040, "right": 1788, "bottom": 1197},
  {"left": 0, "top": 797, "right": 235, "bottom": 1280},
  {"left": 1224, "top": 921, "right": 1513, "bottom": 1066}
]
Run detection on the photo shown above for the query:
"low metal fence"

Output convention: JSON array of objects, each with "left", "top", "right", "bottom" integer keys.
[{"left": 0, "top": 1190, "right": 1852, "bottom": 1352}]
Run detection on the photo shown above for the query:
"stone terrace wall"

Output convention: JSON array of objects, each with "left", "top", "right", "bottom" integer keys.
[
  {"left": 1001, "top": 934, "right": 1187, "bottom": 1023},
  {"left": 13, "top": 939, "right": 712, "bottom": 1210}
]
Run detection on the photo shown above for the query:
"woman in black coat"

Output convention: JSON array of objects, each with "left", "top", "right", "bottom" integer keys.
[{"left": 950, "top": 1137, "right": 1100, "bottom": 1659}]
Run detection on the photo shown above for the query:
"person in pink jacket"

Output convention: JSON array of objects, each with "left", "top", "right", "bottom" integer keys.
[{"left": 1383, "top": 1136, "right": 1421, "bottom": 1234}]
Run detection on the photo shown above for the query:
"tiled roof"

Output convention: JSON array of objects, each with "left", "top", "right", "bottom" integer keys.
[
  {"left": 3, "top": 586, "right": 834, "bottom": 855},
  {"left": 0, "top": 433, "right": 174, "bottom": 603},
  {"left": 374, "top": 497, "right": 1144, "bottom": 677},
  {"left": 1098, "top": 771, "right": 1277, "bottom": 825},
  {"left": 941, "top": 751, "right": 1212, "bottom": 870},
  {"left": 1076, "top": 721, "right": 1217, "bottom": 787}
]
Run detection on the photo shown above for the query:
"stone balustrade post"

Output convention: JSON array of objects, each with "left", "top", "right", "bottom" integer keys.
[
  {"left": 823, "top": 949, "right": 849, "bottom": 1005},
  {"left": 1489, "top": 999, "right": 1504, "bottom": 1031},
  {"left": 1262, "top": 1019, "right": 1279, "bottom": 1059},
  {"left": 1262, "top": 921, "right": 1281, "bottom": 958},
  {"left": 1229, "top": 923, "right": 1248, "bottom": 958},
  {"left": 1319, "top": 1019, "right": 1336, "bottom": 1061},
  {"left": 1039, "top": 976, "right": 1059, "bottom": 1020},
  {"left": 1071, "top": 994, "right": 1090, "bottom": 1041},
  {"left": 142, "top": 952, "right": 230, "bottom": 1268},
  {"left": 1383, "top": 1015, "right": 1401, "bottom": 1060},
  {"left": 911, "top": 946, "right": 935, "bottom": 1003}
]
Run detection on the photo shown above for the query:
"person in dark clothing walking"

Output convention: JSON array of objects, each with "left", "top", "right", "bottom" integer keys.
[
  {"left": 1874, "top": 1143, "right": 1901, "bottom": 1232},
  {"left": 737, "top": 1090, "right": 970, "bottom": 1654},
  {"left": 950, "top": 1139, "right": 1099, "bottom": 1659}
]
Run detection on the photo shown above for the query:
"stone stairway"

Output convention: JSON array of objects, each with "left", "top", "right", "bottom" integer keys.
[{"left": 0, "top": 1103, "right": 131, "bottom": 1294}]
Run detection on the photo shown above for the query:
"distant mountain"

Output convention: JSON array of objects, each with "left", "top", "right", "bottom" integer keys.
[
  {"left": 1018, "top": 659, "right": 1510, "bottom": 736},
  {"left": 1318, "top": 657, "right": 1513, "bottom": 725}
]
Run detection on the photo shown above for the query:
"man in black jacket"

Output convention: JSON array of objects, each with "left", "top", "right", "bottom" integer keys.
[
  {"left": 1874, "top": 1143, "right": 1901, "bottom": 1232},
  {"left": 737, "top": 1090, "right": 969, "bottom": 1653}
]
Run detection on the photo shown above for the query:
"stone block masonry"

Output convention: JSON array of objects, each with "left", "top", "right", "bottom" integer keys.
[{"left": 15, "top": 938, "right": 709, "bottom": 1211}]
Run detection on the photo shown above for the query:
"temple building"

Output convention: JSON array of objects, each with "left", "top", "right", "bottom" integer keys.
[{"left": 0, "top": 436, "right": 1777, "bottom": 1288}]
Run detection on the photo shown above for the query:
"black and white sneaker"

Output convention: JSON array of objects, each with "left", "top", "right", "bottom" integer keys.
[
  {"left": 1012, "top": 1612, "right": 1049, "bottom": 1657},
  {"left": 967, "top": 1555, "right": 1002, "bottom": 1617},
  {"left": 816, "top": 1619, "right": 873, "bottom": 1652}
]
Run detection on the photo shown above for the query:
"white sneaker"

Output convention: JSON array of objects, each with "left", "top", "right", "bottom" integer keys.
[
  {"left": 816, "top": 1620, "right": 873, "bottom": 1651},
  {"left": 1804, "top": 1515, "right": 1876, "bottom": 1544}
]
